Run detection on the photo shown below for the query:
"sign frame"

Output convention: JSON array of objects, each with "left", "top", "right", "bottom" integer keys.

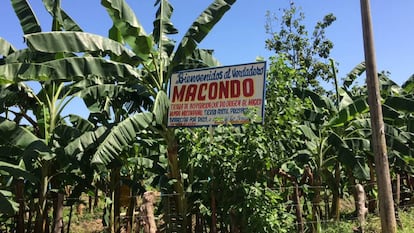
[{"left": 167, "top": 61, "right": 266, "bottom": 127}]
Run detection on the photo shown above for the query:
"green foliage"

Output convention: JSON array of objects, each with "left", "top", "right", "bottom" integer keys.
[
  {"left": 3, "top": 0, "right": 414, "bottom": 232},
  {"left": 42, "top": 0, "right": 83, "bottom": 31},
  {"left": 91, "top": 112, "right": 153, "bottom": 165},
  {"left": 102, "top": 0, "right": 153, "bottom": 61},
  {"left": 0, "top": 38, "right": 16, "bottom": 57},
  {"left": 0, "top": 189, "right": 19, "bottom": 215},
  {"left": 265, "top": 2, "right": 336, "bottom": 91},
  {"left": 243, "top": 183, "right": 295, "bottom": 233},
  {"left": 25, "top": 32, "right": 140, "bottom": 65},
  {"left": 177, "top": 120, "right": 296, "bottom": 232},
  {"left": 264, "top": 56, "right": 308, "bottom": 165},
  {"left": 11, "top": 0, "right": 42, "bottom": 34},
  {"left": 321, "top": 221, "right": 355, "bottom": 233}
]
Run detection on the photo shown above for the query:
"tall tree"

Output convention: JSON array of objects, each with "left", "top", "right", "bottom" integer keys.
[{"left": 265, "top": 2, "right": 336, "bottom": 92}]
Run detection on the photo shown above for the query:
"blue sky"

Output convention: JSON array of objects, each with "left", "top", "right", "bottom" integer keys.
[{"left": 1, "top": 0, "right": 413, "bottom": 87}]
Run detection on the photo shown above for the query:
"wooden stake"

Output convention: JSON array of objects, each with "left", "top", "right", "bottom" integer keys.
[
  {"left": 360, "top": 1, "right": 396, "bottom": 232},
  {"left": 209, "top": 125, "right": 217, "bottom": 233}
]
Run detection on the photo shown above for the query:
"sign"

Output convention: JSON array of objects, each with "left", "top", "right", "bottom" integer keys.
[{"left": 168, "top": 61, "right": 266, "bottom": 127}]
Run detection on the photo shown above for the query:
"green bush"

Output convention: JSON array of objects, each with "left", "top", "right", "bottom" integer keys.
[{"left": 243, "top": 183, "right": 295, "bottom": 233}]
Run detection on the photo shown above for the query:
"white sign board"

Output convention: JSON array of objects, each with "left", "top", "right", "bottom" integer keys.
[{"left": 168, "top": 61, "right": 266, "bottom": 127}]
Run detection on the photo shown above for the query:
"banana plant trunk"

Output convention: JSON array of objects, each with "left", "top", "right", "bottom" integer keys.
[
  {"left": 367, "top": 160, "right": 377, "bottom": 212},
  {"left": 166, "top": 129, "right": 187, "bottom": 229},
  {"left": 52, "top": 193, "right": 64, "bottom": 233},
  {"left": 15, "top": 178, "right": 25, "bottom": 233},
  {"left": 312, "top": 174, "right": 322, "bottom": 233},
  {"left": 293, "top": 182, "right": 304, "bottom": 233},
  {"left": 276, "top": 169, "right": 304, "bottom": 233},
  {"left": 126, "top": 191, "right": 136, "bottom": 233},
  {"left": 330, "top": 163, "right": 341, "bottom": 220},
  {"left": 111, "top": 167, "right": 122, "bottom": 233},
  {"left": 35, "top": 163, "right": 50, "bottom": 233}
]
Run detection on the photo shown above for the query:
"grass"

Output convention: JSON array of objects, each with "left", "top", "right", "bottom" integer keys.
[
  {"left": 62, "top": 193, "right": 414, "bottom": 233},
  {"left": 66, "top": 207, "right": 414, "bottom": 233},
  {"left": 321, "top": 208, "right": 414, "bottom": 233},
  {"left": 63, "top": 196, "right": 106, "bottom": 233}
]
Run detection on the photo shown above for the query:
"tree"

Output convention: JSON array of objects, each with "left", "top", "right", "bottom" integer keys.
[
  {"left": 8, "top": 0, "right": 238, "bottom": 231},
  {"left": 176, "top": 121, "right": 295, "bottom": 233},
  {"left": 96, "top": 0, "right": 238, "bottom": 230},
  {"left": 1, "top": 1, "right": 156, "bottom": 232},
  {"left": 265, "top": 1, "right": 336, "bottom": 92},
  {"left": 264, "top": 4, "right": 338, "bottom": 228}
]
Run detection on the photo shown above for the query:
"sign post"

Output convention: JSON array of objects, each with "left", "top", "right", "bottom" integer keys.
[
  {"left": 360, "top": 0, "right": 396, "bottom": 232},
  {"left": 168, "top": 61, "right": 266, "bottom": 232}
]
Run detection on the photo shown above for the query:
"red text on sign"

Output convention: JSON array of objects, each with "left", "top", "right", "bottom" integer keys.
[{"left": 172, "top": 78, "right": 254, "bottom": 102}]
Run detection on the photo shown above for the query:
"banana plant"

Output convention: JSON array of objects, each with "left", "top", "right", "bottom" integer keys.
[
  {"left": 294, "top": 89, "right": 355, "bottom": 226},
  {"left": 332, "top": 65, "right": 414, "bottom": 173},
  {"left": 329, "top": 63, "right": 414, "bottom": 215},
  {"left": 291, "top": 62, "right": 378, "bottom": 231},
  {"left": 101, "top": 0, "right": 237, "bottom": 229},
  {"left": 59, "top": 0, "right": 235, "bottom": 229},
  {"left": 3, "top": 0, "right": 238, "bottom": 230},
  {"left": 1, "top": 1, "right": 155, "bottom": 232}
]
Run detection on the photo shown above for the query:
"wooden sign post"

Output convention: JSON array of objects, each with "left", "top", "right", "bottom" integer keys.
[{"left": 360, "top": 0, "right": 397, "bottom": 232}]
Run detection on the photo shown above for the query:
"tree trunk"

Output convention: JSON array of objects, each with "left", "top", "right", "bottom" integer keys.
[
  {"left": 393, "top": 174, "right": 403, "bottom": 229},
  {"left": 211, "top": 173, "right": 217, "bottom": 233},
  {"left": 15, "top": 178, "right": 25, "bottom": 233},
  {"left": 94, "top": 186, "right": 99, "bottom": 211},
  {"left": 355, "top": 184, "right": 368, "bottom": 233},
  {"left": 195, "top": 210, "right": 203, "bottom": 233},
  {"left": 139, "top": 191, "right": 157, "bottom": 233},
  {"left": 348, "top": 172, "right": 359, "bottom": 213},
  {"left": 393, "top": 174, "right": 400, "bottom": 207},
  {"left": 52, "top": 192, "right": 64, "bottom": 233},
  {"left": 27, "top": 198, "right": 34, "bottom": 233},
  {"left": 67, "top": 204, "right": 73, "bottom": 233},
  {"left": 312, "top": 176, "right": 322, "bottom": 233},
  {"left": 126, "top": 189, "right": 136, "bottom": 233},
  {"left": 166, "top": 129, "right": 187, "bottom": 229},
  {"left": 229, "top": 208, "right": 240, "bottom": 233},
  {"left": 276, "top": 168, "right": 304, "bottom": 233},
  {"left": 330, "top": 163, "right": 341, "bottom": 221},
  {"left": 111, "top": 167, "right": 121, "bottom": 233},
  {"left": 367, "top": 160, "right": 377, "bottom": 212},
  {"left": 89, "top": 195, "right": 93, "bottom": 214},
  {"left": 293, "top": 183, "right": 304, "bottom": 233},
  {"left": 35, "top": 164, "right": 50, "bottom": 233}
]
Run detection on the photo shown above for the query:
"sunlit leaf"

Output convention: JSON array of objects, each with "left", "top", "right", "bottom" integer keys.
[
  {"left": 92, "top": 112, "right": 153, "bottom": 165},
  {"left": 153, "top": 0, "right": 178, "bottom": 58},
  {"left": 25, "top": 32, "right": 140, "bottom": 65},
  {"left": 64, "top": 126, "right": 108, "bottom": 160},
  {"left": 101, "top": 0, "right": 153, "bottom": 61},
  {"left": 0, "top": 57, "right": 140, "bottom": 84},
  {"left": 0, "top": 38, "right": 16, "bottom": 57},
  {"left": 11, "top": 0, "right": 42, "bottom": 34},
  {"left": 343, "top": 62, "right": 365, "bottom": 90},
  {"left": 172, "top": 0, "right": 236, "bottom": 67},
  {"left": 402, "top": 74, "right": 414, "bottom": 93},
  {"left": 153, "top": 91, "right": 169, "bottom": 125},
  {"left": 42, "top": 0, "right": 83, "bottom": 31},
  {"left": 328, "top": 97, "right": 369, "bottom": 127}
]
